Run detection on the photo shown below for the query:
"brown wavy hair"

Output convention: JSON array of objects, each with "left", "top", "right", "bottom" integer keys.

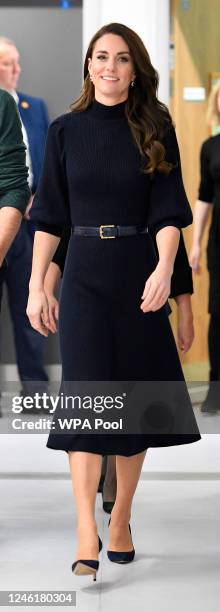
[{"left": 70, "top": 22, "right": 174, "bottom": 175}]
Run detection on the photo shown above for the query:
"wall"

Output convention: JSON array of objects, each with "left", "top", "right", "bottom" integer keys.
[{"left": 0, "top": 5, "right": 82, "bottom": 370}]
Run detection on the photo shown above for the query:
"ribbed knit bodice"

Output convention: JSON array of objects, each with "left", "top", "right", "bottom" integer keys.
[
  {"left": 61, "top": 97, "right": 150, "bottom": 228},
  {"left": 31, "top": 97, "right": 192, "bottom": 237}
]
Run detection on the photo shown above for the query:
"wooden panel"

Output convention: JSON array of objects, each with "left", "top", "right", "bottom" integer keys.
[{"left": 169, "top": 0, "right": 220, "bottom": 368}]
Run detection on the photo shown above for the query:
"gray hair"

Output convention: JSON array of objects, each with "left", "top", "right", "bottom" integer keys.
[{"left": 0, "top": 36, "right": 16, "bottom": 52}]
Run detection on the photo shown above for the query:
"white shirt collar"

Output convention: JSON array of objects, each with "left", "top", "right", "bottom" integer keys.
[{"left": 10, "top": 90, "right": 19, "bottom": 105}]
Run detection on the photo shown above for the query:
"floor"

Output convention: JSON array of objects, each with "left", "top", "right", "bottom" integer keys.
[
  {"left": 0, "top": 390, "right": 220, "bottom": 611},
  {"left": 0, "top": 467, "right": 220, "bottom": 610}
]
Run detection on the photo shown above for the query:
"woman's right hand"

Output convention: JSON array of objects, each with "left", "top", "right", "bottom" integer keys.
[
  {"left": 26, "top": 288, "right": 50, "bottom": 337},
  {"left": 189, "top": 243, "right": 202, "bottom": 274}
]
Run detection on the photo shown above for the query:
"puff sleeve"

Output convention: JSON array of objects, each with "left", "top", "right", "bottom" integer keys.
[
  {"left": 147, "top": 125, "right": 193, "bottom": 235},
  {"left": 198, "top": 139, "right": 214, "bottom": 204},
  {"left": 150, "top": 228, "right": 193, "bottom": 297},
  {"left": 30, "top": 117, "right": 71, "bottom": 237},
  {"left": 169, "top": 231, "right": 193, "bottom": 297}
]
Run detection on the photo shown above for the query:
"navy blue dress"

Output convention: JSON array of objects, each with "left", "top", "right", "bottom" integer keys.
[{"left": 31, "top": 99, "right": 201, "bottom": 455}]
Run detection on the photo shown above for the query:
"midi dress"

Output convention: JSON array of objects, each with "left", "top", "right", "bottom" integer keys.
[{"left": 30, "top": 98, "right": 201, "bottom": 455}]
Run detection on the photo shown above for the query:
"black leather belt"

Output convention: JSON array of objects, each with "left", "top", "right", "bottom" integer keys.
[{"left": 72, "top": 225, "right": 148, "bottom": 239}]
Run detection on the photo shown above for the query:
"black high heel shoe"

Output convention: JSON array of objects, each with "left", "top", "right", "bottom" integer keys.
[
  {"left": 107, "top": 518, "right": 135, "bottom": 564},
  {"left": 72, "top": 535, "right": 103, "bottom": 581}
]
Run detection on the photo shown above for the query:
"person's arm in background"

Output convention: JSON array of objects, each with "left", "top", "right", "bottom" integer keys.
[
  {"left": 170, "top": 231, "right": 194, "bottom": 354},
  {"left": 0, "top": 90, "right": 30, "bottom": 264},
  {"left": 189, "top": 139, "right": 213, "bottom": 273},
  {"left": 27, "top": 231, "right": 60, "bottom": 336},
  {"left": 189, "top": 200, "right": 212, "bottom": 273},
  {"left": 151, "top": 229, "right": 194, "bottom": 354},
  {"left": 43, "top": 229, "right": 71, "bottom": 333},
  {"left": 174, "top": 293, "right": 194, "bottom": 354},
  {"left": 0, "top": 208, "right": 22, "bottom": 265}
]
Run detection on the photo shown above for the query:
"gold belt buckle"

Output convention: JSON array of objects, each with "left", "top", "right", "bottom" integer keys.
[{"left": 99, "top": 225, "right": 116, "bottom": 239}]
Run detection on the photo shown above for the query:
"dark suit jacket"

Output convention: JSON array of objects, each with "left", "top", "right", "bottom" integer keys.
[{"left": 18, "top": 92, "right": 49, "bottom": 192}]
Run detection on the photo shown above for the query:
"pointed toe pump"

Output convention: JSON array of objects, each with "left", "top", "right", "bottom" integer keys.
[
  {"left": 107, "top": 518, "right": 135, "bottom": 564},
  {"left": 72, "top": 535, "right": 103, "bottom": 581}
]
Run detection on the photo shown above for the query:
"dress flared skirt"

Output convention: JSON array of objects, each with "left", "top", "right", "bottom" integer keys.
[{"left": 47, "top": 233, "right": 201, "bottom": 455}]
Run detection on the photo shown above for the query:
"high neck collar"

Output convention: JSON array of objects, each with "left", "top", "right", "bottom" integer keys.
[{"left": 88, "top": 98, "right": 127, "bottom": 120}]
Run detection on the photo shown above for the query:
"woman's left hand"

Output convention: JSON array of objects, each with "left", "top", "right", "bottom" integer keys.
[{"left": 140, "top": 263, "right": 172, "bottom": 312}]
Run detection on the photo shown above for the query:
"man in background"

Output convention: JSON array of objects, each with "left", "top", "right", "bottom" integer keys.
[
  {"left": 0, "top": 88, "right": 30, "bottom": 301},
  {"left": 0, "top": 36, "right": 49, "bottom": 398},
  {"left": 0, "top": 88, "right": 30, "bottom": 414}
]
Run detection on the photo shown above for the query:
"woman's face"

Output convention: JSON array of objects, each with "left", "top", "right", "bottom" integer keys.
[{"left": 88, "top": 33, "right": 136, "bottom": 104}]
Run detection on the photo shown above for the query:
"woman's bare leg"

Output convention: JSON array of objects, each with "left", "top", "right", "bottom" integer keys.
[
  {"left": 68, "top": 451, "right": 102, "bottom": 560},
  {"left": 102, "top": 455, "right": 117, "bottom": 502},
  {"left": 108, "top": 450, "right": 147, "bottom": 552}
]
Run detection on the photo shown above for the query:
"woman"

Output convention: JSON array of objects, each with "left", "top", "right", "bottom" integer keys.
[
  {"left": 44, "top": 227, "right": 195, "bottom": 514},
  {"left": 190, "top": 81, "right": 220, "bottom": 413},
  {"left": 27, "top": 23, "right": 201, "bottom": 581}
]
